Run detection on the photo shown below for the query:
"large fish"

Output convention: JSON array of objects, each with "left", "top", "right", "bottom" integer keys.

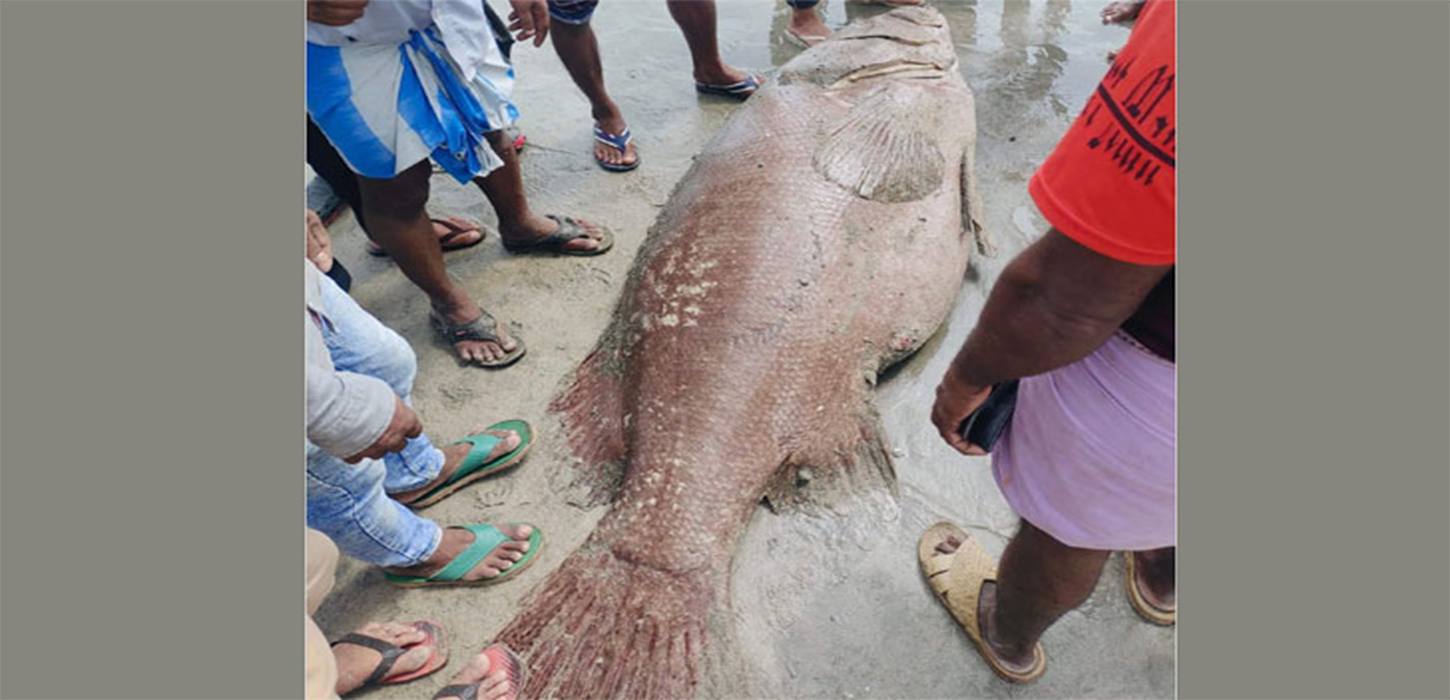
[{"left": 498, "top": 7, "right": 991, "bottom": 698}]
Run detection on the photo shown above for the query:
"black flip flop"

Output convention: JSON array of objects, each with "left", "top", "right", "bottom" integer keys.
[
  {"left": 500, "top": 215, "right": 613, "bottom": 257},
  {"left": 430, "top": 306, "right": 526, "bottom": 369},
  {"left": 330, "top": 620, "right": 449, "bottom": 691}
]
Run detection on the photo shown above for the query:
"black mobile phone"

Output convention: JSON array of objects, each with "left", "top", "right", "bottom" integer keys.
[{"left": 958, "top": 380, "right": 1020, "bottom": 453}]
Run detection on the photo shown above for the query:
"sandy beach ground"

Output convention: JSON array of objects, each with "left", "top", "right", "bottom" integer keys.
[{"left": 312, "top": 1, "right": 1173, "bottom": 697}]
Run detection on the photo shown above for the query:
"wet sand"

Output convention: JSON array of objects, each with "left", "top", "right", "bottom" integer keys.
[{"left": 313, "top": 1, "right": 1172, "bottom": 697}]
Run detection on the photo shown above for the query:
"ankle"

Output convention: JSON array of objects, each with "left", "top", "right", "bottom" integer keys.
[
  {"left": 693, "top": 62, "right": 734, "bottom": 83},
  {"left": 431, "top": 292, "right": 477, "bottom": 319},
  {"left": 985, "top": 609, "right": 1035, "bottom": 664},
  {"left": 591, "top": 101, "right": 624, "bottom": 125}
]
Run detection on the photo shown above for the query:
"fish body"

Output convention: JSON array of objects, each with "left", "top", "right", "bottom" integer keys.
[{"left": 499, "top": 8, "right": 989, "bottom": 698}]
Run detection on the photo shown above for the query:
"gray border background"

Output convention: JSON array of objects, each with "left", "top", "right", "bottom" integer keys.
[
  {"left": 0, "top": 0, "right": 1446, "bottom": 699},
  {"left": 1, "top": 2, "right": 301, "bottom": 698},
  {"left": 1177, "top": 1, "right": 1449, "bottom": 698}
]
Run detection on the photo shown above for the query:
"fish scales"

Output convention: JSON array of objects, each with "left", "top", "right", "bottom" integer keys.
[{"left": 498, "top": 8, "right": 989, "bottom": 698}]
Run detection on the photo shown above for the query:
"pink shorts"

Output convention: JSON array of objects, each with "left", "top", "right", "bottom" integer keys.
[{"left": 993, "top": 331, "right": 1176, "bottom": 551}]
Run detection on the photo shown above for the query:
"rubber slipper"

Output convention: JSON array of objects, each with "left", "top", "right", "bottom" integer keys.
[
  {"left": 430, "top": 305, "right": 526, "bottom": 369},
  {"left": 384, "top": 524, "right": 544, "bottom": 588},
  {"left": 330, "top": 620, "right": 449, "bottom": 690},
  {"left": 918, "top": 521, "right": 1047, "bottom": 684},
  {"left": 368, "top": 218, "right": 486, "bottom": 257},
  {"left": 434, "top": 644, "right": 524, "bottom": 700},
  {"left": 1125, "top": 552, "right": 1176, "bottom": 626},
  {"left": 695, "top": 73, "right": 765, "bottom": 100},
  {"left": 593, "top": 125, "right": 640, "bottom": 172},
  {"left": 398, "top": 420, "right": 536, "bottom": 509},
  {"left": 501, "top": 215, "right": 613, "bottom": 257}
]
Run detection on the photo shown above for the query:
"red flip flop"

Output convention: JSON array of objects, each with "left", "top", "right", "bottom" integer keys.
[
  {"left": 331, "top": 619, "right": 450, "bottom": 689},
  {"left": 434, "top": 644, "right": 524, "bottom": 700}
]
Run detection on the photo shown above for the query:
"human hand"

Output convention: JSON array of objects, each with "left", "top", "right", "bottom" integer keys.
[
  {"left": 507, "top": 0, "right": 551, "bottom": 47},
  {"left": 305, "top": 209, "right": 335, "bottom": 273},
  {"left": 344, "top": 395, "right": 423, "bottom": 464},
  {"left": 931, "top": 366, "right": 993, "bottom": 456},
  {"left": 308, "top": 0, "right": 368, "bottom": 27}
]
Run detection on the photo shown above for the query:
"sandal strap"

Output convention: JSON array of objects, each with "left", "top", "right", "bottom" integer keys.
[
  {"left": 593, "top": 126, "right": 633, "bottom": 152},
  {"left": 435, "top": 683, "right": 481, "bottom": 700},
  {"left": 433, "top": 524, "right": 511, "bottom": 582},
  {"left": 330, "top": 633, "right": 406, "bottom": 687},
  {"left": 433, "top": 308, "right": 502, "bottom": 345},
  {"left": 538, "top": 215, "right": 593, "bottom": 247}
]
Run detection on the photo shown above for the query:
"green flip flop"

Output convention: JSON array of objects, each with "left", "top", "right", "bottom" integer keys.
[
  {"left": 384, "top": 523, "right": 544, "bottom": 588},
  {"left": 401, "top": 420, "right": 534, "bottom": 509}
]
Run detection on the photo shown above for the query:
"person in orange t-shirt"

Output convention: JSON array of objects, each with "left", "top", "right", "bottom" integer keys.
[{"left": 919, "top": 0, "right": 1175, "bottom": 683}]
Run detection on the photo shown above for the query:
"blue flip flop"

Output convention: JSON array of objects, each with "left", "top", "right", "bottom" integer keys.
[
  {"left": 695, "top": 73, "right": 765, "bottom": 100},
  {"left": 593, "top": 125, "right": 639, "bottom": 172}
]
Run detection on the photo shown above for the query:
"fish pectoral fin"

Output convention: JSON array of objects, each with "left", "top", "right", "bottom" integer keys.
[
  {"left": 764, "top": 411, "right": 897, "bottom": 514},
  {"left": 813, "top": 87, "right": 945, "bottom": 203},
  {"left": 549, "top": 343, "right": 628, "bottom": 507},
  {"left": 961, "top": 146, "right": 997, "bottom": 258}
]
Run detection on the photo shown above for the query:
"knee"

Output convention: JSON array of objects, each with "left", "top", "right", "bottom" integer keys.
[
  {"left": 359, "top": 167, "right": 430, "bottom": 221},
  {"left": 376, "top": 330, "right": 418, "bottom": 396},
  {"left": 306, "top": 456, "right": 387, "bottom": 519}
]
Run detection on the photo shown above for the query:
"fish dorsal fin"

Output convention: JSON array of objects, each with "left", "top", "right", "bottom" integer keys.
[{"left": 813, "top": 86, "right": 945, "bottom": 203}]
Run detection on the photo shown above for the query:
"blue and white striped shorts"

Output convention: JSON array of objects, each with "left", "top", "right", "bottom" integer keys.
[{"left": 307, "top": 26, "right": 519, "bottom": 184}]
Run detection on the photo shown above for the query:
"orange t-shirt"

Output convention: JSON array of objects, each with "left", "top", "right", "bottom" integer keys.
[{"left": 1029, "top": 0, "right": 1176, "bottom": 266}]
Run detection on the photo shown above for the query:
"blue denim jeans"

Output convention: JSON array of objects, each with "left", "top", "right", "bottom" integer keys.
[{"left": 306, "top": 274, "right": 443, "bottom": 567}]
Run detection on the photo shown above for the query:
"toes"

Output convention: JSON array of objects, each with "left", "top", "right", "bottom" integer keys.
[
  {"left": 451, "top": 651, "right": 493, "bottom": 685},
  {"left": 480, "top": 671, "right": 514, "bottom": 700},
  {"left": 484, "top": 430, "right": 521, "bottom": 458},
  {"left": 394, "top": 644, "right": 432, "bottom": 674},
  {"left": 389, "top": 624, "right": 427, "bottom": 646},
  {"left": 484, "top": 553, "right": 519, "bottom": 571},
  {"left": 499, "top": 523, "right": 533, "bottom": 541},
  {"left": 496, "top": 548, "right": 525, "bottom": 563}
]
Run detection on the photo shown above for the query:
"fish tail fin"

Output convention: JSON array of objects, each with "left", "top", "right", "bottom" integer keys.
[
  {"left": 496, "top": 546, "right": 741, "bottom": 699},
  {"left": 549, "top": 344, "right": 628, "bottom": 507}
]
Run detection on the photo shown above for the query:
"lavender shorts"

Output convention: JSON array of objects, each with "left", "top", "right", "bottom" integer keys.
[{"left": 993, "top": 331, "right": 1176, "bottom": 551}]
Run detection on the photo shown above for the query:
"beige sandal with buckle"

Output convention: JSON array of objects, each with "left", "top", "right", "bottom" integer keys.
[{"left": 918, "top": 521, "right": 1047, "bottom": 684}]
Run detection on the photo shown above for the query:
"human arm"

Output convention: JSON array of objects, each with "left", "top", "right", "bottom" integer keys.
[
  {"left": 306, "top": 312, "right": 422, "bottom": 463},
  {"left": 931, "top": 228, "right": 1171, "bottom": 454}
]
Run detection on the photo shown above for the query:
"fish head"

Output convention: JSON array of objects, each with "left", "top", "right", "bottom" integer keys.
[{"left": 778, "top": 6, "right": 958, "bottom": 90}]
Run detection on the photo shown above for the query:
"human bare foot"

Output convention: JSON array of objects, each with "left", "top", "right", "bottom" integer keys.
[
  {"left": 434, "top": 647, "right": 519, "bottom": 700},
  {"left": 1132, "top": 548, "right": 1175, "bottom": 611},
  {"left": 934, "top": 535, "right": 1041, "bottom": 675},
  {"left": 499, "top": 213, "right": 608, "bottom": 254},
  {"left": 786, "top": 9, "right": 831, "bottom": 48},
  {"left": 390, "top": 429, "right": 523, "bottom": 506},
  {"left": 432, "top": 296, "right": 520, "bottom": 365},
  {"left": 331, "top": 621, "right": 438, "bottom": 696}
]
